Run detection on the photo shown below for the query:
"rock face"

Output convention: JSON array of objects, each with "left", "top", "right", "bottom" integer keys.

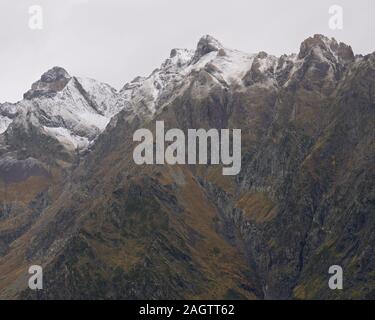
[
  {"left": 24, "top": 67, "right": 72, "bottom": 100},
  {"left": 0, "top": 34, "right": 374, "bottom": 300},
  {"left": 191, "top": 34, "right": 223, "bottom": 63},
  {"left": 298, "top": 34, "right": 354, "bottom": 63}
]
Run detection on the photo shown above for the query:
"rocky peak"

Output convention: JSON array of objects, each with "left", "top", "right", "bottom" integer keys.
[
  {"left": 40, "top": 66, "right": 70, "bottom": 83},
  {"left": 298, "top": 34, "right": 354, "bottom": 64},
  {"left": 24, "top": 66, "right": 72, "bottom": 100},
  {"left": 191, "top": 35, "right": 223, "bottom": 64}
]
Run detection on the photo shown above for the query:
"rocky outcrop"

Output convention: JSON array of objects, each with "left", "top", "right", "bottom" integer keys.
[
  {"left": 24, "top": 67, "right": 72, "bottom": 100},
  {"left": 191, "top": 35, "right": 223, "bottom": 64}
]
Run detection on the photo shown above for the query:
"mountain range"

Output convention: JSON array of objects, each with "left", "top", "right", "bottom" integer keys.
[{"left": 0, "top": 34, "right": 374, "bottom": 299}]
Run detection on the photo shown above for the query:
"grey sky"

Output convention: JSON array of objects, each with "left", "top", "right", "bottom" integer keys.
[{"left": 0, "top": 0, "right": 374, "bottom": 103}]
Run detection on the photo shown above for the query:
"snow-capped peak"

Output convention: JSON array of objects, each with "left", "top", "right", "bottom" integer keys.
[
  {"left": 114, "top": 34, "right": 358, "bottom": 120},
  {"left": 1, "top": 67, "right": 123, "bottom": 153},
  {"left": 1, "top": 35, "right": 357, "bottom": 156},
  {"left": 116, "top": 35, "right": 256, "bottom": 116}
]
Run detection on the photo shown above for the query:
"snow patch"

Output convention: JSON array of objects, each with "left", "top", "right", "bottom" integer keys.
[
  {"left": 43, "top": 126, "right": 90, "bottom": 151},
  {"left": 75, "top": 77, "right": 120, "bottom": 117},
  {"left": 0, "top": 116, "right": 12, "bottom": 134}
]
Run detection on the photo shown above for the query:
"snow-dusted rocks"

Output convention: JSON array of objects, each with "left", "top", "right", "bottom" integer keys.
[
  {"left": 0, "top": 102, "right": 19, "bottom": 134},
  {"left": 1, "top": 67, "right": 122, "bottom": 155},
  {"left": 116, "top": 35, "right": 257, "bottom": 117},
  {"left": 75, "top": 77, "right": 120, "bottom": 117},
  {"left": 0, "top": 114, "right": 14, "bottom": 134},
  {"left": 116, "top": 48, "right": 195, "bottom": 116},
  {"left": 0, "top": 34, "right": 357, "bottom": 159}
]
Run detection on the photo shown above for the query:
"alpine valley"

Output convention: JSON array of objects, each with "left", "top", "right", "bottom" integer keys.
[{"left": 0, "top": 34, "right": 374, "bottom": 299}]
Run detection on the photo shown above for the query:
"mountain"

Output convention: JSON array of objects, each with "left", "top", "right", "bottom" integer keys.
[
  {"left": 4, "top": 67, "right": 119, "bottom": 154},
  {"left": 0, "top": 34, "right": 374, "bottom": 299}
]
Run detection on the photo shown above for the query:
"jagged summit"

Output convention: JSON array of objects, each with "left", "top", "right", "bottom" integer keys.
[
  {"left": 24, "top": 66, "right": 72, "bottom": 100},
  {"left": 1, "top": 66, "right": 120, "bottom": 154},
  {"left": 298, "top": 34, "right": 354, "bottom": 64},
  {"left": 116, "top": 33, "right": 361, "bottom": 117},
  {"left": 191, "top": 34, "right": 224, "bottom": 64},
  {"left": 40, "top": 66, "right": 71, "bottom": 82},
  {"left": 4, "top": 34, "right": 361, "bottom": 152}
]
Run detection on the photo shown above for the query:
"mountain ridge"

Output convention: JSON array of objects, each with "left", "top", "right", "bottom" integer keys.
[{"left": 0, "top": 34, "right": 374, "bottom": 300}]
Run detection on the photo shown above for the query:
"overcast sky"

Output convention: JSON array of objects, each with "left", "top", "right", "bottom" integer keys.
[{"left": 0, "top": 0, "right": 374, "bottom": 103}]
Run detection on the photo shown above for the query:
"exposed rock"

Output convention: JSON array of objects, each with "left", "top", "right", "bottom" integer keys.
[
  {"left": 24, "top": 67, "right": 72, "bottom": 100},
  {"left": 191, "top": 35, "right": 223, "bottom": 64}
]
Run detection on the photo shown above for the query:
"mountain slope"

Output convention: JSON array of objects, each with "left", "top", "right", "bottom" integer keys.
[{"left": 0, "top": 34, "right": 373, "bottom": 300}]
